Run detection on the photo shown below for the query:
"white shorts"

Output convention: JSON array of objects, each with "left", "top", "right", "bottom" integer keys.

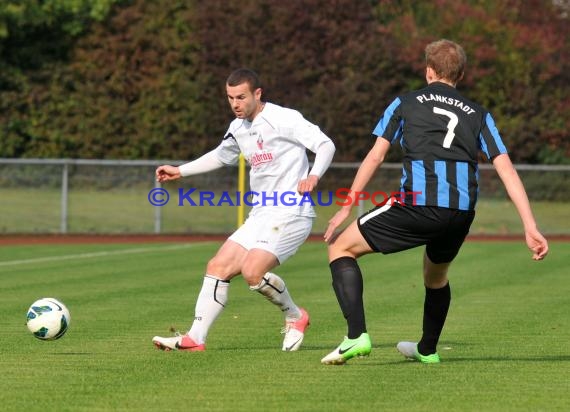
[{"left": 228, "top": 210, "right": 314, "bottom": 264}]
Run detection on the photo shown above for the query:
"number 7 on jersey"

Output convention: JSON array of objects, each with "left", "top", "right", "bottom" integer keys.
[{"left": 433, "top": 107, "right": 458, "bottom": 149}]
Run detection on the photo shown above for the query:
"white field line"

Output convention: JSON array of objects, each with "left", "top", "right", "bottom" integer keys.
[{"left": 0, "top": 244, "right": 198, "bottom": 268}]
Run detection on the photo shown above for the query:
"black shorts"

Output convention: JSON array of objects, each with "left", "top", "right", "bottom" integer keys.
[{"left": 357, "top": 201, "right": 475, "bottom": 264}]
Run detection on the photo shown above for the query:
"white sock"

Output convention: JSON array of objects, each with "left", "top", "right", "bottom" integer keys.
[
  {"left": 250, "top": 272, "right": 301, "bottom": 321},
  {"left": 188, "top": 275, "right": 229, "bottom": 344}
]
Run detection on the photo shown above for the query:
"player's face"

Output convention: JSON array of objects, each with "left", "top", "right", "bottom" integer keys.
[{"left": 226, "top": 82, "right": 262, "bottom": 121}]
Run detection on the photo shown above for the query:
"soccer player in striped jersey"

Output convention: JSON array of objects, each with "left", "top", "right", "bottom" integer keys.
[{"left": 321, "top": 39, "right": 548, "bottom": 365}]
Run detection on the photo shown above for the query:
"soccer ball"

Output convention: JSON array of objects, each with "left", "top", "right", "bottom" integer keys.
[{"left": 26, "top": 298, "right": 71, "bottom": 340}]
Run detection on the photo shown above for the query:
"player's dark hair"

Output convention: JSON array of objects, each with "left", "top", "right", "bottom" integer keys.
[
  {"left": 425, "top": 39, "right": 466, "bottom": 84},
  {"left": 226, "top": 68, "right": 263, "bottom": 96}
]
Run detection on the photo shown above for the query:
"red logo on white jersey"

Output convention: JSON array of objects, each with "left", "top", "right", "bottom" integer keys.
[{"left": 249, "top": 152, "right": 274, "bottom": 168}]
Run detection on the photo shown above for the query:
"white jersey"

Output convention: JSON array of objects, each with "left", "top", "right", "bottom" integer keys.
[{"left": 215, "top": 102, "right": 332, "bottom": 217}]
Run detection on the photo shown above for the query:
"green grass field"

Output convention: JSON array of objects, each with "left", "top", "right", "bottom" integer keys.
[{"left": 1, "top": 240, "right": 568, "bottom": 411}]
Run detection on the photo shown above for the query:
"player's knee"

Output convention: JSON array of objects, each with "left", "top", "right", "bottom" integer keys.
[
  {"left": 206, "top": 257, "right": 233, "bottom": 279},
  {"left": 327, "top": 239, "right": 341, "bottom": 256},
  {"left": 328, "top": 240, "right": 354, "bottom": 263},
  {"left": 206, "top": 257, "right": 219, "bottom": 274},
  {"left": 241, "top": 265, "right": 264, "bottom": 287},
  {"left": 423, "top": 266, "right": 450, "bottom": 288}
]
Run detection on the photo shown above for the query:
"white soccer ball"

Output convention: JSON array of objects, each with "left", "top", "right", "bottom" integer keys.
[{"left": 26, "top": 298, "right": 71, "bottom": 340}]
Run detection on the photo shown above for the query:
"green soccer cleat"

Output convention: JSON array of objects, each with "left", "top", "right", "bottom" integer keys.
[
  {"left": 321, "top": 333, "right": 372, "bottom": 365},
  {"left": 396, "top": 341, "right": 440, "bottom": 363}
]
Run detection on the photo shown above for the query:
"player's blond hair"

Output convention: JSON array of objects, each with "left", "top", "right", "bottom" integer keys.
[{"left": 425, "top": 39, "right": 466, "bottom": 84}]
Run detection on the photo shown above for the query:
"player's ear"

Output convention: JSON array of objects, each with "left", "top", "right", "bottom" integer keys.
[
  {"left": 254, "top": 87, "right": 263, "bottom": 101},
  {"left": 457, "top": 71, "right": 464, "bottom": 83},
  {"left": 425, "top": 66, "right": 435, "bottom": 83}
]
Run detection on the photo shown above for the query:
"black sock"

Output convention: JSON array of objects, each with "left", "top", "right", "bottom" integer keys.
[
  {"left": 330, "top": 256, "right": 366, "bottom": 339},
  {"left": 418, "top": 283, "right": 450, "bottom": 355}
]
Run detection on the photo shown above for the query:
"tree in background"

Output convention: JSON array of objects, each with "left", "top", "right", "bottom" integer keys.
[
  {"left": 0, "top": 0, "right": 568, "bottom": 163},
  {"left": 190, "top": 0, "right": 406, "bottom": 161},
  {"left": 372, "top": 0, "right": 570, "bottom": 163},
  {"left": 28, "top": 1, "right": 204, "bottom": 159},
  {"left": 0, "top": 0, "right": 123, "bottom": 157}
]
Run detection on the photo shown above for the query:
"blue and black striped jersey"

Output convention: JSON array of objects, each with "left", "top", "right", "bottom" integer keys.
[{"left": 373, "top": 82, "right": 507, "bottom": 211}]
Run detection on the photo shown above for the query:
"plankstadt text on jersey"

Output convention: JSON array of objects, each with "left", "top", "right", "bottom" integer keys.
[{"left": 415, "top": 93, "right": 476, "bottom": 114}]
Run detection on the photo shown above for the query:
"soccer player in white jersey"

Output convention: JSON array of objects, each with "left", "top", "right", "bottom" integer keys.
[{"left": 152, "top": 68, "right": 336, "bottom": 352}]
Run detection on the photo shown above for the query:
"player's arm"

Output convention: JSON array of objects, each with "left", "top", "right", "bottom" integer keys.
[
  {"left": 324, "top": 137, "right": 390, "bottom": 242},
  {"left": 155, "top": 149, "right": 225, "bottom": 183},
  {"left": 492, "top": 153, "right": 548, "bottom": 260},
  {"left": 298, "top": 140, "right": 336, "bottom": 194}
]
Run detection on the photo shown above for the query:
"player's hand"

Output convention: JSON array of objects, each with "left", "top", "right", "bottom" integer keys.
[
  {"left": 156, "top": 165, "right": 181, "bottom": 183},
  {"left": 324, "top": 208, "right": 351, "bottom": 243},
  {"left": 297, "top": 175, "right": 319, "bottom": 194},
  {"left": 525, "top": 229, "right": 548, "bottom": 260}
]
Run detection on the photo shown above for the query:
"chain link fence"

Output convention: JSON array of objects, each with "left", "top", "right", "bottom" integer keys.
[{"left": 1, "top": 158, "right": 568, "bottom": 235}]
